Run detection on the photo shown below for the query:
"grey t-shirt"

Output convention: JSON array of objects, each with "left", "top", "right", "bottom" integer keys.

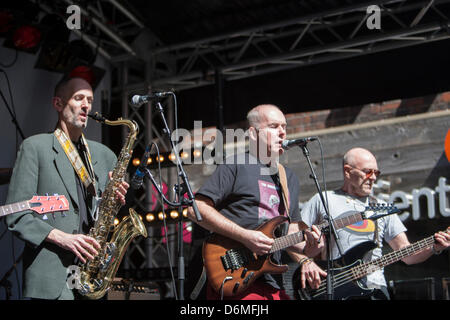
[{"left": 300, "top": 189, "right": 406, "bottom": 288}]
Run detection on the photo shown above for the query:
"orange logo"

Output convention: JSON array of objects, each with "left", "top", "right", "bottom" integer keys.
[{"left": 446, "top": 129, "right": 450, "bottom": 162}]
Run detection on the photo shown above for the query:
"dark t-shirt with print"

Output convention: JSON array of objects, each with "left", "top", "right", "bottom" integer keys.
[{"left": 197, "top": 152, "right": 301, "bottom": 289}]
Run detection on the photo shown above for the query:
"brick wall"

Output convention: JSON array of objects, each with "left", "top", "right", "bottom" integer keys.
[
  {"left": 171, "top": 91, "right": 450, "bottom": 146},
  {"left": 285, "top": 91, "right": 450, "bottom": 135}
]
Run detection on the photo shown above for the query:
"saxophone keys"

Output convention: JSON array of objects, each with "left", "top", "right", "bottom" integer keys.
[
  {"left": 93, "top": 279, "right": 103, "bottom": 289},
  {"left": 106, "top": 243, "right": 116, "bottom": 255}
]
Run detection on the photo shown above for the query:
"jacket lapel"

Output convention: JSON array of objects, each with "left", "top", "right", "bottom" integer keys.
[{"left": 52, "top": 135, "right": 79, "bottom": 208}]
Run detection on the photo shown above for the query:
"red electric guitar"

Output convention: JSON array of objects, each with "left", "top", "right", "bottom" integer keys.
[{"left": 0, "top": 195, "right": 69, "bottom": 218}]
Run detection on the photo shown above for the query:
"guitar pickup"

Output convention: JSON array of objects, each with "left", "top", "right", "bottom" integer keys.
[
  {"left": 221, "top": 254, "right": 233, "bottom": 271},
  {"left": 221, "top": 249, "right": 249, "bottom": 271}
]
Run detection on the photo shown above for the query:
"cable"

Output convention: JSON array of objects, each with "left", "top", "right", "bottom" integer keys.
[
  {"left": 316, "top": 138, "right": 330, "bottom": 229},
  {"left": 170, "top": 91, "right": 186, "bottom": 301},
  {"left": 152, "top": 141, "right": 179, "bottom": 300}
]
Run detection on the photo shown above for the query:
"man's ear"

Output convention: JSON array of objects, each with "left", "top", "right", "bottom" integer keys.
[
  {"left": 343, "top": 164, "right": 351, "bottom": 178},
  {"left": 248, "top": 126, "right": 258, "bottom": 142},
  {"left": 52, "top": 97, "right": 63, "bottom": 112}
]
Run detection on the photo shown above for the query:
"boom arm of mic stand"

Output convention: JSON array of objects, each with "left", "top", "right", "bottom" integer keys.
[
  {"left": 153, "top": 102, "right": 203, "bottom": 222},
  {"left": 143, "top": 168, "right": 181, "bottom": 207}
]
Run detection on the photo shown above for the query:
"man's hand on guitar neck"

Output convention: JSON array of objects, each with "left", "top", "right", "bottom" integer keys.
[
  {"left": 240, "top": 229, "right": 274, "bottom": 256},
  {"left": 303, "top": 225, "right": 324, "bottom": 257}
]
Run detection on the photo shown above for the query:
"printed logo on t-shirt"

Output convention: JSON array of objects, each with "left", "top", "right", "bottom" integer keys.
[
  {"left": 343, "top": 219, "right": 376, "bottom": 235},
  {"left": 257, "top": 180, "right": 286, "bottom": 222}
]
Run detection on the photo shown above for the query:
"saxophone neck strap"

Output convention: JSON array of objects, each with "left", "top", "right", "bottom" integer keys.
[{"left": 54, "top": 128, "right": 97, "bottom": 198}]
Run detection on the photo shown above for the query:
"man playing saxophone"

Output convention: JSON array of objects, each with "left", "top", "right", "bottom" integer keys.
[{"left": 5, "top": 77, "right": 129, "bottom": 300}]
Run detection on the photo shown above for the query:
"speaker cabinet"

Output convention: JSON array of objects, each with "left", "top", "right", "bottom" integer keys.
[
  {"left": 388, "top": 277, "right": 436, "bottom": 300},
  {"left": 107, "top": 278, "right": 160, "bottom": 300}
]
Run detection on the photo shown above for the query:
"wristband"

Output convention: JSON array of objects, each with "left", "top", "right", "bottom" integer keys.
[
  {"left": 299, "top": 257, "right": 312, "bottom": 267},
  {"left": 432, "top": 244, "right": 443, "bottom": 255}
]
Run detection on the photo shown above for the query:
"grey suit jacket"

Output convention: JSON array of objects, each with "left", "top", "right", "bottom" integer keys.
[{"left": 6, "top": 133, "right": 117, "bottom": 299}]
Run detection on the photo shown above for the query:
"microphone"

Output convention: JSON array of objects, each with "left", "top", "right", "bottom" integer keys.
[
  {"left": 131, "top": 145, "right": 152, "bottom": 189},
  {"left": 281, "top": 137, "right": 317, "bottom": 149},
  {"left": 131, "top": 92, "right": 172, "bottom": 107}
]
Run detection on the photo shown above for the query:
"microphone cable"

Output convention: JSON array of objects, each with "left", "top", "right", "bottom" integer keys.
[{"left": 152, "top": 141, "right": 179, "bottom": 300}]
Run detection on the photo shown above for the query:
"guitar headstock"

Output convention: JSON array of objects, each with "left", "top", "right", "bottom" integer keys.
[
  {"left": 29, "top": 195, "right": 69, "bottom": 214},
  {"left": 361, "top": 203, "right": 401, "bottom": 221},
  {"left": 366, "top": 203, "right": 400, "bottom": 214}
]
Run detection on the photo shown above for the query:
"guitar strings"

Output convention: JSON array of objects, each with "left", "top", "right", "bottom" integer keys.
[{"left": 308, "top": 237, "right": 435, "bottom": 297}]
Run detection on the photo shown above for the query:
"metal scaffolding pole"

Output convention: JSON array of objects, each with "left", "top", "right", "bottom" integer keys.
[{"left": 144, "top": 61, "right": 154, "bottom": 269}]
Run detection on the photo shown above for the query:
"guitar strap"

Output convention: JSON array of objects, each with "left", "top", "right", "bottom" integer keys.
[
  {"left": 369, "top": 195, "right": 381, "bottom": 248},
  {"left": 277, "top": 163, "right": 290, "bottom": 218},
  {"left": 190, "top": 266, "right": 207, "bottom": 300}
]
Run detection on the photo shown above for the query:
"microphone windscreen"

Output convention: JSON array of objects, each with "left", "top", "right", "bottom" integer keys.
[{"left": 131, "top": 95, "right": 141, "bottom": 105}]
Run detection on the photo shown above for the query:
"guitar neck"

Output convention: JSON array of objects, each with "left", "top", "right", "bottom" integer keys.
[
  {"left": 270, "top": 211, "right": 364, "bottom": 253},
  {"left": 351, "top": 236, "right": 435, "bottom": 280},
  {"left": 0, "top": 200, "right": 31, "bottom": 217}
]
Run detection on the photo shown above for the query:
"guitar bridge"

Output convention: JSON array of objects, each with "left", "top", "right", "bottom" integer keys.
[{"left": 221, "top": 249, "right": 250, "bottom": 271}]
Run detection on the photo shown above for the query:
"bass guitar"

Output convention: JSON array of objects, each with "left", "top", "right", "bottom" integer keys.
[
  {"left": 0, "top": 195, "right": 69, "bottom": 218},
  {"left": 203, "top": 204, "right": 399, "bottom": 297},
  {"left": 293, "top": 226, "right": 450, "bottom": 300}
]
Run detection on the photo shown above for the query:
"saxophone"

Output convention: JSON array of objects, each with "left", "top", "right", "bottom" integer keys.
[{"left": 77, "top": 112, "right": 148, "bottom": 299}]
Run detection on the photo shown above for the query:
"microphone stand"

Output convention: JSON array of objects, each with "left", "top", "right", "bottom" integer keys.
[
  {"left": 153, "top": 102, "right": 202, "bottom": 223},
  {"left": 298, "top": 143, "right": 342, "bottom": 301},
  {"left": 153, "top": 101, "right": 202, "bottom": 300},
  {"left": 0, "top": 89, "right": 25, "bottom": 140},
  {"left": 174, "top": 184, "right": 186, "bottom": 301}
]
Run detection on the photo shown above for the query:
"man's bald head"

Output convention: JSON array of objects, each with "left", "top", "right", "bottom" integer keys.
[
  {"left": 342, "top": 147, "right": 379, "bottom": 197},
  {"left": 343, "top": 148, "right": 377, "bottom": 169},
  {"left": 247, "top": 104, "right": 283, "bottom": 130}
]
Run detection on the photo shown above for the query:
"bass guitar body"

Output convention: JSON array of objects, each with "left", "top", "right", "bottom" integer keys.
[{"left": 293, "top": 241, "right": 378, "bottom": 300}]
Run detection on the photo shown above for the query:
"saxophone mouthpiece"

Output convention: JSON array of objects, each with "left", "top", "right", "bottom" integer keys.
[{"left": 88, "top": 112, "right": 106, "bottom": 123}]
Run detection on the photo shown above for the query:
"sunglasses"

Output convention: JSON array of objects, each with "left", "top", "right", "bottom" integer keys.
[{"left": 348, "top": 165, "right": 381, "bottom": 179}]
